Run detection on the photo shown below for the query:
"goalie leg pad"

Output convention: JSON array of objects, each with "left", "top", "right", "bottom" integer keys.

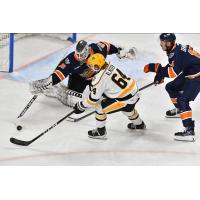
[{"left": 43, "top": 82, "right": 82, "bottom": 107}]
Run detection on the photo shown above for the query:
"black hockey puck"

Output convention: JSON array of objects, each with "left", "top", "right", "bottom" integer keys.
[{"left": 17, "top": 125, "right": 22, "bottom": 131}]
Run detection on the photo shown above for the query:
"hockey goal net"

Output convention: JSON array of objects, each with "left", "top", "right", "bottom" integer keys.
[{"left": 0, "top": 33, "right": 76, "bottom": 72}]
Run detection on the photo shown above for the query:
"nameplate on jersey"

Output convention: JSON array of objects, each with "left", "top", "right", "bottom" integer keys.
[{"left": 106, "top": 64, "right": 115, "bottom": 76}]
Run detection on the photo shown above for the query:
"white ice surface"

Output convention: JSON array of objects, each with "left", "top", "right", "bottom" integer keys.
[{"left": 0, "top": 34, "right": 200, "bottom": 165}]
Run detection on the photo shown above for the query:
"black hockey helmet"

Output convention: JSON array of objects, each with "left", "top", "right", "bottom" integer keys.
[
  {"left": 75, "top": 40, "right": 90, "bottom": 61},
  {"left": 159, "top": 33, "right": 176, "bottom": 42}
]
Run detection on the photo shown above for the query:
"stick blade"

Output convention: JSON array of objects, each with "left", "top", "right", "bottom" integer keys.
[{"left": 10, "top": 137, "right": 31, "bottom": 146}]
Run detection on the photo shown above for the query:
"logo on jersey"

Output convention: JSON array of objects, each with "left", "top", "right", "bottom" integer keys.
[
  {"left": 168, "top": 52, "right": 174, "bottom": 59},
  {"left": 181, "top": 44, "right": 187, "bottom": 52},
  {"left": 97, "top": 44, "right": 103, "bottom": 51},
  {"left": 65, "top": 58, "right": 70, "bottom": 64}
]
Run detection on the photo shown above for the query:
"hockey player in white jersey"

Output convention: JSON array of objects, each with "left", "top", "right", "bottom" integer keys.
[{"left": 73, "top": 53, "right": 146, "bottom": 139}]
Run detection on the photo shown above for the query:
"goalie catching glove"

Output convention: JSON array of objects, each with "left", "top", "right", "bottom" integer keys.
[
  {"left": 29, "top": 76, "right": 53, "bottom": 95},
  {"left": 117, "top": 47, "right": 137, "bottom": 59}
]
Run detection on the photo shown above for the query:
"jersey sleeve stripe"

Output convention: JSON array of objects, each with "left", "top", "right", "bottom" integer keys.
[
  {"left": 54, "top": 70, "right": 65, "bottom": 81},
  {"left": 168, "top": 67, "right": 177, "bottom": 78},
  {"left": 117, "top": 80, "right": 136, "bottom": 98}
]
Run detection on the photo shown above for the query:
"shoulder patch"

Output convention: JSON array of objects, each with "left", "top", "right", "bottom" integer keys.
[
  {"left": 65, "top": 58, "right": 70, "bottom": 64},
  {"left": 59, "top": 63, "right": 67, "bottom": 70}
]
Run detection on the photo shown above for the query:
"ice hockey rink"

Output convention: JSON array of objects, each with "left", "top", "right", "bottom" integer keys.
[{"left": 0, "top": 33, "right": 200, "bottom": 165}]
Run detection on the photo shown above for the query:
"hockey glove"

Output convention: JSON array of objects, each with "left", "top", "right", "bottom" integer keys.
[
  {"left": 74, "top": 102, "right": 86, "bottom": 114},
  {"left": 144, "top": 63, "right": 162, "bottom": 73},
  {"left": 154, "top": 73, "right": 164, "bottom": 85},
  {"left": 117, "top": 47, "right": 136, "bottom": 59}
]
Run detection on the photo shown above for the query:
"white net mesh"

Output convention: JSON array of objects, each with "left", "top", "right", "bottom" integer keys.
[
  {"left": 0, "top": 33, "right": 10, "bottom": 72},
  {"left": 0, "top": 33, "right": 75, "bottom": 72}
]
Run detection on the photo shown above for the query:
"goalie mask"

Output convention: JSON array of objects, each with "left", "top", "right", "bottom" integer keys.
[
  {"left": 75, "top": 40, "right": 90, "bottom": 62},
  {"left": 87, "top": 53, "right": 105, "bottom": 72}
]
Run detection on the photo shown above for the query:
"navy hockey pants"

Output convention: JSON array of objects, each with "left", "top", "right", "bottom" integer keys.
[{"left": 165, "top": 75, "right": 200, "bottom": 127}]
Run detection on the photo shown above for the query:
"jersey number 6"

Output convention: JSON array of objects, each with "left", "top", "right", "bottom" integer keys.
[{"left": 111, "top": 68, "right": 131, "bottom": 89}]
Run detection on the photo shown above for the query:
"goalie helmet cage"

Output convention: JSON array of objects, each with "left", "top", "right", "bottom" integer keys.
[{"left": 0, "top": 33, "right": 77, "bottom": 73}]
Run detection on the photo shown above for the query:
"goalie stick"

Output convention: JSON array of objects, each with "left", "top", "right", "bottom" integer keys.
[
  {"left": 10, "top": 110, "right": 75, "bottom": 146},
  {"left": 17, "top": 95, "right": 38, "bottom": 118}
]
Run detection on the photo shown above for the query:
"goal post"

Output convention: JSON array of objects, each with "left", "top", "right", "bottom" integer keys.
[
  {"left": 0, "top": 33, "right": 77, "bottom": 73},
  {"left": 9, "top": 33, "right": 14, "bottom": 73}
]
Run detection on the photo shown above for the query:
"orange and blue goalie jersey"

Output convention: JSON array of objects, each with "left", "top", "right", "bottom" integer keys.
[
  {"left": 158, "top": 44, "right": 200, "bottom": 79},
  {"left": 51, "top": 41, "right": 119, "bottom": 85}
]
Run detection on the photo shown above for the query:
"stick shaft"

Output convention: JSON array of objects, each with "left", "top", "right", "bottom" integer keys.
[{"left": 17, "top": 95, "right": 38, "bottom": 118}]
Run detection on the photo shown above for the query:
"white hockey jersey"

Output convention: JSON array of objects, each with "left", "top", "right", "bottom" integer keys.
[{"left": 82, "top": 63, "right": 139, "bottom": 108}]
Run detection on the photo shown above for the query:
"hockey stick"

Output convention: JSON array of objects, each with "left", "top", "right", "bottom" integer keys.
[
  {"left": 68, "top": 82, "right": 154, "bottom": 122},
  {"left": 17, "top": 95, "right": 38, "bottom": 118},
  {"left": 10, "top": 82, "right": 154, "bottom": 146},
  {"left": 138, "top": 82, "right": 154, "bottom": 91},
  {"left": 68, "top": 110, "right": 95, "bottom": 122},
  {"left": 10, "top": 110, "right": 75, "bottom": 146}
]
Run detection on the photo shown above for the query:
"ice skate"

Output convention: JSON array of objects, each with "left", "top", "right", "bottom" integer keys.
[
  {"left": 174, "top": 121, "right": 195, "bottom": 142},
  {"left": 88, "top": 127, "right": 107, "bottom": 139},
  {"left": 165, "top": 108, "right": 180, "bottom": 118},
  {"left": 127, "top": 121, "right": 146, "bottom": 130}
]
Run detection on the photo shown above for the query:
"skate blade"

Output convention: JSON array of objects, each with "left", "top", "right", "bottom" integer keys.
[
  {"left": 174, "top": 136, "right": 195, "bottom": 142},
  {"left": 88, "top": 135, "right": 107, "bottom": 140},
  {"left": 165, "top": 115, "right": 180, "bottom": 118},
  {"left": 66, "top": 117, "right": 76, "bottom": 122}
]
